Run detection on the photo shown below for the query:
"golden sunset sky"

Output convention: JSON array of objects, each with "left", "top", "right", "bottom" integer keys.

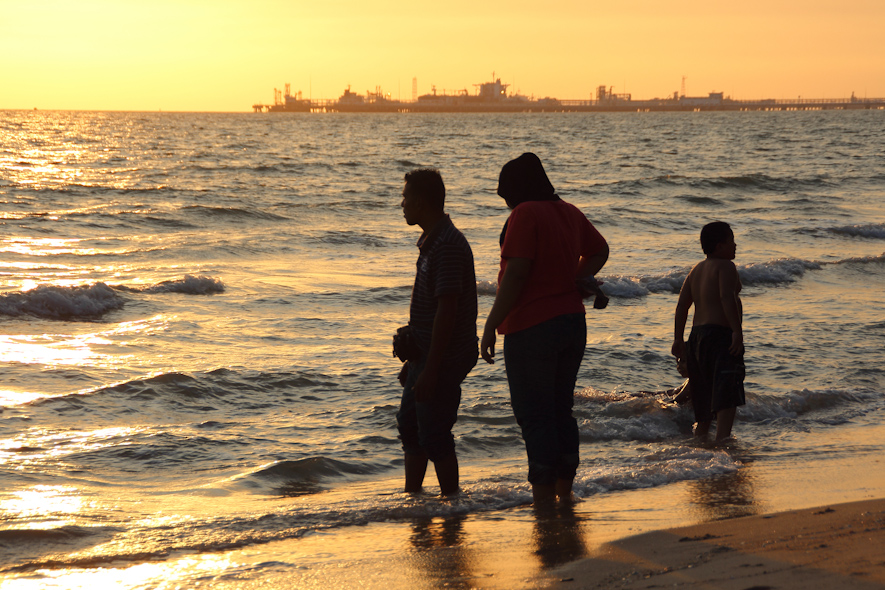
[{"left": 3, "top": 0, "right": 883, "bottom": 111}]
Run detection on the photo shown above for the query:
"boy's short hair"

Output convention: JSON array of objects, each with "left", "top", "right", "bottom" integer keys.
[
  {"left": 700, "top": 221, "right": 733, "bottom": 255},
  {"left": 404, "top": 168, "right": 445, "bottom": 210}
]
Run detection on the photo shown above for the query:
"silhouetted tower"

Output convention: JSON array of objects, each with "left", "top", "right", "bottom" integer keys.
[{"left": 681, "top": 76, "right": 687, "bottom": 98}]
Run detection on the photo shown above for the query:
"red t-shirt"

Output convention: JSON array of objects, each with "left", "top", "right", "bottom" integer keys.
[{"left": 497, "top": 200, "right": 607, "bottom": 335}]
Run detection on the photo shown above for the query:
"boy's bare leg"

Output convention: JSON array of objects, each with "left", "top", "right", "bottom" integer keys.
[
  {"left": 714, "top": 407, "right": 737, "bottom": 442},
  {"left": 404, "top": 451, "right": 428, "bottom": 493},
  {"left": 433, "top": 452, "right": 460, "bottom": 496},
  {"left": 694, "top": 420, "right": 712, "bottom": 439}
]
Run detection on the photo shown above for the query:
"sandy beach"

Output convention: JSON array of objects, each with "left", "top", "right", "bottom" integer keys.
[{"left": 545, "top": 498, "right": 885, "bottom": 589}]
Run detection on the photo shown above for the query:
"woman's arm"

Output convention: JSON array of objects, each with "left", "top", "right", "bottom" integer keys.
[{"left": 480, "top": 257, "right": 532, "bottom": 364}]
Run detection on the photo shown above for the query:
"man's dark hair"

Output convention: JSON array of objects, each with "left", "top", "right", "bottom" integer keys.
[
  {"left": 700, "top": 221, "right": 733, "bottom": 255},
  {"left": 404, "top": 168, "right": 445, "bottom": 210}
]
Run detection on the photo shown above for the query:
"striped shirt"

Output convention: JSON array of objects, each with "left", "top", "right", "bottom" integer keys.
[{"left": 409, "top": 215, "right": 478, "bottom": 368}]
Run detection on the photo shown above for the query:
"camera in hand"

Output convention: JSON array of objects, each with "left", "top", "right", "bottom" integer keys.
[{"left": 392, "top": 325, "right": 422, "bottom": 362}]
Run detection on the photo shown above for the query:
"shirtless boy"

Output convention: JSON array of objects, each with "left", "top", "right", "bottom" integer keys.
[{"left": 671, "top": 221, "right": 745, "bottom": 442}]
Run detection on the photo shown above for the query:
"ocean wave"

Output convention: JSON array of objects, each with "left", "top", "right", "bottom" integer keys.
[
  {"left": 611, "top": 173, "right": 830, "bottom": 195},
  {"left": 740, "top": 387, "right": 881, "bottom": 423},
  {"left": 142, "top": 275, "right": 225, "bottom": 294},
  {"left": 594, "top": 257, "right": 824, "bottom": 299},
  {"left": 576, "top": 387, "right": 693, "bottom": 441},
  {"left": 577, "top": 446, "right": 740, "bottom": 495},
  {"left": 595, "top": 270, "right": 688, "bottom": 297},
  {"left": 476, "top": 280, "right": 497, "bottom": 296},
  {"left": 113, "top": 275, "right": 225, "bottom": 295},
  {"left": 0, "top": 283, "right": 125, "bottom": 320},
  {"left": 694, "top": 173, "right": 831, "bottom": 192},
  {"left": 181, "top": 205, "right": 289, "bottom": 221},
  {"left": 182, "top": 161, "right": 339, "bottom": 174},
  {"left": 676, "top": 195, "right": 723, "bottom": 206},
  {"left": 828, "top": 252, "right": 885, "bottom": 265},
  {"left": 574, "top": 386, "right": 882, "bottom": 442},
  {"left": 253, "top": 457, "right": 376, "bottom": 481},
  {"left": 0, "top": 525, "right": 109, "bottom": 545},
  {"left": 476, "top": 253, "right": 878, "bottom": 300},
  {"left": 0, "top": 525, "right": 121, "bottom": 570},
  {"left": 316, "top": 285, "right": 410, "bottom": 306},
  {"left": 738, "top": 257, "right": 821, "bottom": 285},
  {"left": 28, "top": 369, "right": 339, "bottom": 417},
  {"left": 827, "top": 223, "right": 885, "bottom": 240},
  {"left": 311, "top": 230, "right": 389, "bottom": 248},
  {"left": 244, "top": 457, "right": 381, "bottom": 496}
]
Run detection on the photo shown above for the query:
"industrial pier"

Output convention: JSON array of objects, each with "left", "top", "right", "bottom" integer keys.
[{"left": 253, "top": 79, "right": 885, "bottom": 113}]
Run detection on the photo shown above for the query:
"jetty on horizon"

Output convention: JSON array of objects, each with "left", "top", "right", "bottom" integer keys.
[{"left": 252, "top": 77, "right": 885, "bottom": 113}]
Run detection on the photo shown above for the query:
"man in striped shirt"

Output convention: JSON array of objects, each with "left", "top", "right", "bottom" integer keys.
[{"left": 396, "top": 168, "right": 478, "bottom": 496}]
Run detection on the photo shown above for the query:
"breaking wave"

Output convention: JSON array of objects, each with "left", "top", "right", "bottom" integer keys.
[
  {"left": 0, "top": 283, "right": 124, "bottom": 320},
  {"left": 575, "top": 385, "right": 882, "bottom": 443},
  {"left": 827, "top": 223, "right": 885, "bottom": 240},
  {"left": 140, "top": 275, "right": 225, "bottom": 294},
  {"left": 477, "top": 252, "right": 884, "bottom": 300},
  {"left": 0, "top": 276, "right": 224, "bottom": 320},
  {"left": 113, "top": 275, "right": 225, "bottom": 295},
  {"left": 591, "top": 255, "right": 872, "bottom": 299}
]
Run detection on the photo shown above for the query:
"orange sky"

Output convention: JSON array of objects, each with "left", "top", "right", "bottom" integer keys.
[{"left": 2, "top": 0, "right": 883, "bottom": 111}]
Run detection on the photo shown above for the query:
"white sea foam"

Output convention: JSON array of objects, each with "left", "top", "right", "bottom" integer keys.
[
  {"left": 740, "top": 388, "right": 879, "bottom": 423},
  {"left": 738, "top": 258, "right": 821, "bottom": 285},
  {"left": 478, "top": 252, "right": 883, "bottom": 300},
  {"left": 576, "top": 446, "right": 740, "bottom": 496},
  {"left": 0, "top": 283, "right": 124, "bottom": 320},
  {"left": 0, "top": 276, "right": 223, "bottom": 320},
  {"left": 476, "top": 280, "right": 497, "bottom": 296},
  {"left": 141, "top": 275, "right": 225, "bottom": 295},
  {"left": 112, "top": 275, "right": 226, "bottom": 295},
  {"left": 597, "top": 257, "right": 832, "bottom": 298}
]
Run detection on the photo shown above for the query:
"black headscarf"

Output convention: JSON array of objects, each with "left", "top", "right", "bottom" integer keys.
[{"left": 497, "top": 153, "right": 560, "bottom": 246}]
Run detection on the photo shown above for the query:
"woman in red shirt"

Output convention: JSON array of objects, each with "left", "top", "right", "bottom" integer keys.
[{"left": 481, "top": 153, "right": 609, "bottom": 504}]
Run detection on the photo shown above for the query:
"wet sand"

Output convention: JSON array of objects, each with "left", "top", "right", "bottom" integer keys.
[
  {"left": 545, "top": 498, "right": 885, "bottom": 589},
  {"left": 203, "top": 420, "right": 885, "bottom": 589}
]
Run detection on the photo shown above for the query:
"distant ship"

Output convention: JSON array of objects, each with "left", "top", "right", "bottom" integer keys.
[
  {"left": 318, "top": 77, "right": 557, "bottom": 113},
  {"left": 407, "top": 78, "right": 560, "bottom": 113},
  {"left": 257, "top": 84, "right": 311, "bottom": 112},
  {"left": 254, "top": 76, "right": 561, "bottom": 113},
  {"left": 252, "top": 78, "right": 885, "bottom": 113},
  {"left": 328, "top": 85, "right": 401, "bottom": 113}
]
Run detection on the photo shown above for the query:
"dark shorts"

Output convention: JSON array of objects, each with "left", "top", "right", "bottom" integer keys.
[
  {"left": 686, "top": 324, "right": 746, "bottom": 423},
  {"left": 503, "top": 313, "right": 586, "bottom": 486},
  {"left": 396, "top": 357, "right": 474, "bottom": 462}
]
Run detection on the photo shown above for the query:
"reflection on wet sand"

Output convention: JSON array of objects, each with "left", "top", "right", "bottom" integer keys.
[
  {"left": 408, "top": 514, "right": 474, "bottom": 588},
  {"left": 532, "top": 504, "right": 589, "bottom": 570},
  {"left": 688, "top": 459, "right": 760, "bottom": 521}
]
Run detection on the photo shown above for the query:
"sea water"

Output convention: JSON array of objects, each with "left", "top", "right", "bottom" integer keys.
[{"left": 1, "top": 110, "right": 884, "bottom": 588}]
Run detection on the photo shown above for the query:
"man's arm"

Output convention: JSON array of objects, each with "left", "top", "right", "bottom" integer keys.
[
  {"left": 719, "top": 263, "right": 743, "bottom": 355},
  {"left": 672, "top": 272, "right": 694, "bottom": 359},
  {"left": 480, "top": 257, "right": 532, "bottom": 364},
  {"left": 413, "top": 293, "right": 459, "bottom": 402}
]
